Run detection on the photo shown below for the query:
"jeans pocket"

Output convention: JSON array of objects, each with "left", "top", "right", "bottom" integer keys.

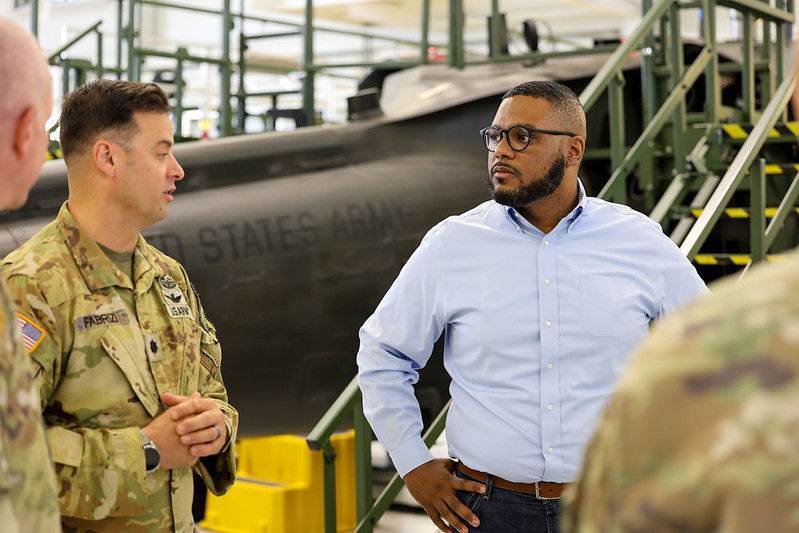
[{"left": 458, "top": 491, "right": 482, "bottom": 513}]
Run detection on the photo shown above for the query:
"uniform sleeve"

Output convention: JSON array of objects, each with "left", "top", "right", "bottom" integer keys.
[
  {"left": 0, "top": 280, "right": 61, "bottom": 531},
  {"left": 655, "top": 233, "right": 709, "bottom": 318},
  {"left": 2, "top": 270, "right": 150, "bottom": 519},
  {"left": 183, "top": 269, "right": 237, "bottom": 496},
  {"left": 357, "top": 229, "right": 446, "bottom": 478},
  {"left": 563, "top": 287, "right": 799, "bottom": 532},
  {"left": 2, "top": 269, "right": 63, "bottom": 407}
]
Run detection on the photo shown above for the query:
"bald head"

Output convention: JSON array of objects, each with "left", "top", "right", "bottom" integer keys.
[
  {"left": 0, "top": 19, "right": 50, "bottom": 127},
  {"left": 0, "top": 17, "right": 52, "bottom": 209}
]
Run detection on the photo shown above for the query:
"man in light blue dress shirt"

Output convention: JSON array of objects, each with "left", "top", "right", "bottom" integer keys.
[{"left": 357, "top": 81, "right": 707, "bottom": 533}]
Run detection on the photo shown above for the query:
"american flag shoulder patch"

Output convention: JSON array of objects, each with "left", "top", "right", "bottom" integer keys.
[{"left": 16, "top": 313, "right": 45, "bottom": 353}]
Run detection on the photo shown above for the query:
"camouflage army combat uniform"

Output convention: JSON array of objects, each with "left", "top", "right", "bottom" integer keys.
[
  {"left": 2, "top": 203, "right": 238, "bottom": 532},
  {"left": 562, "top": 253, "right": 799, "bottom": 533},
  {"left": 0, "top": 277, "right": 61, "bottom": 532}
]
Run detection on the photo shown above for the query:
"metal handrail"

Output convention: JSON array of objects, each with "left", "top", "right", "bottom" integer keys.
[
  {"left": 353, "top": 399, "right": 451, "bottom": 532},
  {"left": 579, "top": 0, "right": 675, "bottom": 111},
  {"left": 717, "top": 0, "right": 794, "bottom": 22},
  {"left": 680, "top": 74, "right": 797, "bottom": 259},
  {"left": 138, "top": 0, "right": 435, "bottom": 47},
  {"left": 306, "top": 377, "right": 360, "bottom": 451},
  {"left": 48, "top": 20, "right": 103, "bottom": 64},
  {"left": 598, "top": 46, "right": 713, "bottom": 200}
]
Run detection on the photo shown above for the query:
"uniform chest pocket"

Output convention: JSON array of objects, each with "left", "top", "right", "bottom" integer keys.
[
  {"left": 178, "top": 322, "right": 204, "bottom": 393},
  {"left": 200, "top": 328, "right": 221, "bottom": 381},
  {"left": 580, "top": 274, "right": 641, "bottom": 337}
]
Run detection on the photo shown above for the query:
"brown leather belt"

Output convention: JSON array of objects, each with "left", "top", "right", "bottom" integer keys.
[{"left": 457, "top": 463, "right": 566, "bottom": 500}]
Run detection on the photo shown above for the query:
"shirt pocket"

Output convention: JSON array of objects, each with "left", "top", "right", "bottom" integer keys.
[
  {"left": 178, "top": 321, "right": 203, "bottom": 394},
  {"left": 100, "top": 330, "right": 161, "bottom": 418},
  {"left": 580, "top": 274, "right": 640, "bottom": 337},
  {"left": 200, "top": 327, "right": 221, "bottom": 380}
]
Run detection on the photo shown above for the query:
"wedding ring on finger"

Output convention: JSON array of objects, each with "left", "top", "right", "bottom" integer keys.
[{"left": 213, "top": 425, "right": 221, "bottom": 441}]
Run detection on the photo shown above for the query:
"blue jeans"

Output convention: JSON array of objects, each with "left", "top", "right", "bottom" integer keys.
[{"left": 449, "top": 469, "right": 560, "bottom": 533}]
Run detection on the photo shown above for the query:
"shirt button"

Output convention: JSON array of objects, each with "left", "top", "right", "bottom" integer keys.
[
  {"left": 547, "top": 404, "right": 553, "bottom": 410},
  {"left": 544, "top": 279, "right": 551, "bottom": 285},
  {"left": 547, "top": 363, "right": 553, "bottom": 369},
  {"left": 545, "top": 320, "right": 552, "bottom": 327},
  {"left": 548, "top": 447, "right": 554, "bottom": 453},
  {"left": 544, "top": 240, "right": 550, "bottom": 246}
]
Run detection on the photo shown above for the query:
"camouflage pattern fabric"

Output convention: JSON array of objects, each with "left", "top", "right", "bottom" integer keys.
[
  {"left": 2, "top": 203, "right": 238, "bottom": 532},
  {"left": 0, "top": 277, "right": 61, "bottom": 533},
  {"left": 562, "top": 253, "right": 799, "bottom": 533}
]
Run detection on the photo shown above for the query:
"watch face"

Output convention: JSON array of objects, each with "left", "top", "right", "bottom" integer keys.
[{"left": 145, "top": 445, "right": 160, "bottom": 471}]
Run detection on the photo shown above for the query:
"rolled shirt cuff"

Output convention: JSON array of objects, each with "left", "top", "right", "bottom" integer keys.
[
  {"left": 390, "top": 436, "right": 435, "bottom": 478},
  {"left": 220, "top": 419, "right": 233, "bottom": 453}
]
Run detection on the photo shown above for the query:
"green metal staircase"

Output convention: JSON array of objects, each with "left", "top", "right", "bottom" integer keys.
[{"left": 306, "top": 1, "right": 796, "bottom": 532}]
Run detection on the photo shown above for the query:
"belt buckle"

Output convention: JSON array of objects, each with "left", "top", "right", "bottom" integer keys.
[{"left": 534, "top": 482, "right": 559, "bottom": 500}]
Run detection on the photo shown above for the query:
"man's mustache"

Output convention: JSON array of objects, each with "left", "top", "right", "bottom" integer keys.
[{"left": 491, "top": 161, "right": 520, "bottom": 176}]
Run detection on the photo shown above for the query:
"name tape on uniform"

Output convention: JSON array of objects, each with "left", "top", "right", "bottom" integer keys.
[
  {"left": 159, "top": 275, "right": 194, "bottom": 320},
  {"left": 16, "top": 313, "right": 45, "bottom": 353},
  {"left": 75, "top": 309, "right": 131, "bottom": 332}
]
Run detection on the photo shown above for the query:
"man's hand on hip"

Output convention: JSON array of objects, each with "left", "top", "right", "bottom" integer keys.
[
  {"left": 162, "top": 392, "right": 228, "bottom": 458},
  {"left": 403, "top": 458, "right": 485, "bottom": 533}
]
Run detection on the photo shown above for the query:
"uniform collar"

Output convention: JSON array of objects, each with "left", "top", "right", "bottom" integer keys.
[{"left": 56, "top": 202, "right": 169, "bottom": 293}]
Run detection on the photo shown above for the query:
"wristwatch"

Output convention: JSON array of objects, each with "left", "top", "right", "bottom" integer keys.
[{"left": 141, "top": 430, "right": 161, "bottom": 473}]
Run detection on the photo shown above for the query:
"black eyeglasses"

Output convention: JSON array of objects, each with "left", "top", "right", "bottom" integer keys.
[{"left": 480, "top": 125, "right": 577, "bottom": 152}]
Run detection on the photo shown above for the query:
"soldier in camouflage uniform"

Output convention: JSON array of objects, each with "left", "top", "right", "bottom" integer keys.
[
  {"left": 561, "top": 254, "right": 799, "bottom": 532},
  {"left": 2, "top": 79, "right": 238, "bottom": 532},
  {"left": 0, "top": 17, "right": 62, "bottom": 533}
]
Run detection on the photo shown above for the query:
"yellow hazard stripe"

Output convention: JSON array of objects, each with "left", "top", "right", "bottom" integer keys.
[
  {"left": 722, "top": 124, "right": 749, "bottom": 139},
  {"left": 694, "top": 255, "right": 718, "bottom": 265},
  {"left": 690, "top": 207, "right": 796, "bottom": 218},
  {"left": 765, "top": 164, "right": 783, "bottom": 174},
  {"left": 693, "top": 254, "right": 788, "bottom": 265},
  {"left": 722, "top": 121, "right": 798, "bottom": 139}
]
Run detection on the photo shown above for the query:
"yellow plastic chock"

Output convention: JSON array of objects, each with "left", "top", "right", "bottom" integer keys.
[{"left": 200, "top": 430, "right": 356, "bottom": 533}]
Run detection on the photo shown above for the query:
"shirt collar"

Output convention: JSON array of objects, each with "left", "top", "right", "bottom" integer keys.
[
  {"left": 503, "top": 178, "right": 588, "bottom": 235},
  {"left": 56, "top": 202, "right": 168, "bottom": 292}
]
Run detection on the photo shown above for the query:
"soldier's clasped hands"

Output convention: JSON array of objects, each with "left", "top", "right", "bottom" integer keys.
[{"left": 162, "top": 391, "right": 228, "bottom": 458}]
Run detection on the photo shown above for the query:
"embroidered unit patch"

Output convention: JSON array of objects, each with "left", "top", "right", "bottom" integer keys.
[
  {"left": 16, "top": 313, "right": 45, "bottom": 353},
  {"left": 158, "top": 275, "right": 194, "bottom": 320}
]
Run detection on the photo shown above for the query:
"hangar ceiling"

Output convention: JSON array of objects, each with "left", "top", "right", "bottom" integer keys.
[{"left": 258, "top": 0, "right": 641, "bottom": 42}]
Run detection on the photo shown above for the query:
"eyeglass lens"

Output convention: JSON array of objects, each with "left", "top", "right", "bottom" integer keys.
[{"left": 484, "top": 126, "right": 532, "bottom": 151}]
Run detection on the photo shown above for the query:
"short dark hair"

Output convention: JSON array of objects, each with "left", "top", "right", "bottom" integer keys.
[
  {"left": 502, "top": 81, "right": 586, "bottom": 139},
  {"left": 59, "top": 79, "right": 170, "bottom": 161}
]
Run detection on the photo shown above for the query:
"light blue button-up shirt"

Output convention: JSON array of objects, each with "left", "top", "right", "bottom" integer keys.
[{"left": 357, "top": 181, "right": 708, "bottom": 483}]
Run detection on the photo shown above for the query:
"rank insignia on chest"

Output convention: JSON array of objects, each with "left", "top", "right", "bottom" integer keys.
[{"left": 158, "top": 275, "right": 194, "bottom": 320}]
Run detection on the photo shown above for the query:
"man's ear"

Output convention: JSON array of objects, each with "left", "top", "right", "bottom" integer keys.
[
  {"left": 93, "top": 139, "right": 118, "bottom": 179},
  {"left": 566, "top": 135, "right": 585, "bottom": 167},
  {"left": 11, "top": 106, "right": 36, "bottom": 160}
]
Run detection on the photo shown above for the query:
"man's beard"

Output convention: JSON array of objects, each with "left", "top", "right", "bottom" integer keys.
[{"left": 486, "top": 153, "right": 566, "bottom": 209}]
